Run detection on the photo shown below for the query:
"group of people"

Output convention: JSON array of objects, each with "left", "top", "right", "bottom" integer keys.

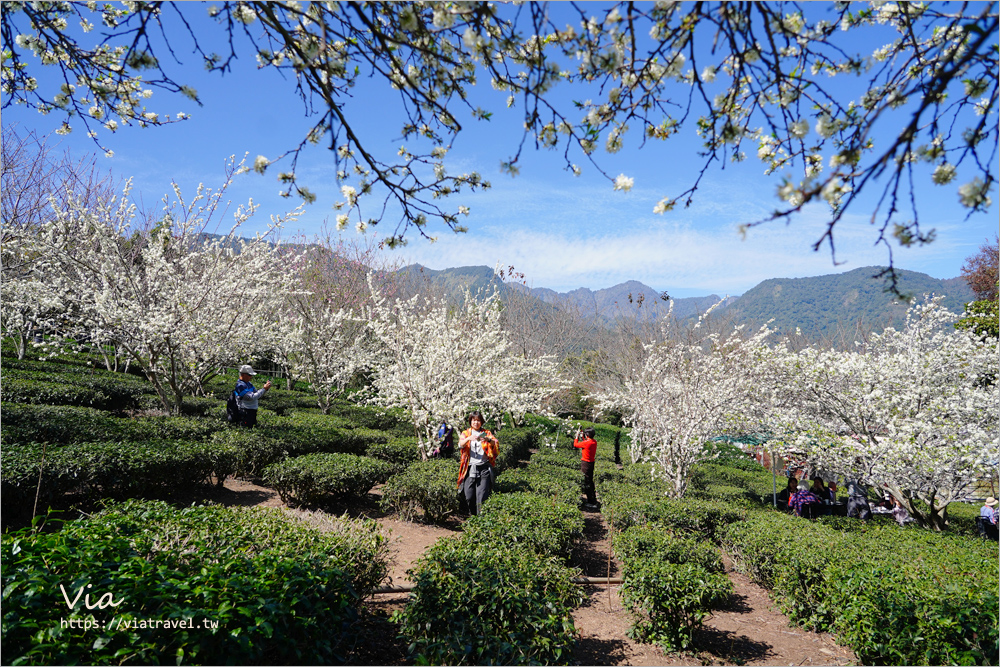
[
  {"left": 774, "top": 474, "right": 915, "bottom": 525},
  {"left": 776, "top": 476, "right": 838, "bottom": 518},
  {"left": 228, "top": 367, "right": 605, "bottom": 516},
  {"left": 452, "top": 414, "right": 600, "bottom": 515}
]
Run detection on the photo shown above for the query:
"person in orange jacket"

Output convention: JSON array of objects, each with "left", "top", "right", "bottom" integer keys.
[
  {"left": 573, "top": 426, "right": 599, "bottom": 509},
  {"left": 457, "top": 410, "right": 499, "bottom": 516}
]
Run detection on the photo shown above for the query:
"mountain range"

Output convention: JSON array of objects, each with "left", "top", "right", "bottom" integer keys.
[{"left": 395, "top": 264, "right": 976, "bottom": 342}]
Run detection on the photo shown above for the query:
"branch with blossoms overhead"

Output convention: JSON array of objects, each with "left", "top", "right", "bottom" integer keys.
[{"left": 2, "top": 2, "right": 996, "bottom": 283}]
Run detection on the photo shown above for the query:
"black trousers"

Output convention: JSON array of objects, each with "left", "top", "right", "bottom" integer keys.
[
  {"left": 239, "top": 408, "right": 258, "bottom": 428},
  {"left": 463, "top": 466, "right": 494, "bottom": 515},
  {"left": 581, "top": 460, "right": 597, "bottom": 504}
]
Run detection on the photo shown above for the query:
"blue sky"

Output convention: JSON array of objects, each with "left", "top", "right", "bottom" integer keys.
[{"left": 4, "top": 2, "right": 996, "bottom": 298}]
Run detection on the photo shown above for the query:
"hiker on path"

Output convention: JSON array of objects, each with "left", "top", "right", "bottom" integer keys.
[
  {"left": 457, "top": 411, "right": 499, "bottom": 516},
  {"left": 574, "top": 427, "right": 599, "bottom": 509}
]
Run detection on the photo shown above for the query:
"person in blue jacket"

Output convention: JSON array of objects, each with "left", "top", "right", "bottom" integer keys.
[{"left": 234, "top": 364, "right": 272, "bottom": 428}]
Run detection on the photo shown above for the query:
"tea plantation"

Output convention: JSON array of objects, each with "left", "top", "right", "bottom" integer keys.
[{"left": 1, "top": 349, "right": 997, "bottom": 665}]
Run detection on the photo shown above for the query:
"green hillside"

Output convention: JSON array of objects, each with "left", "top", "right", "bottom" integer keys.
[{"left": 721, "top": 266, "right": 976, "bottom": 341}]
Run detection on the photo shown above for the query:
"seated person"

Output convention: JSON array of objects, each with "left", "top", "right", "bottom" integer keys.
[
  {"left": 981, "top": 497, "right": 998, "bottom": 524},
  {"left": 810, "top": 477, "right": 833, "bottom": 502},
  {"left": 776, "top": 476, "right": 799, "bottom": 509},
  {"left": 890, "top": 497, "right": 911, "bottom": 526},
  {"left": 789, "top": 480, "right": 821, "bottom": 518}
]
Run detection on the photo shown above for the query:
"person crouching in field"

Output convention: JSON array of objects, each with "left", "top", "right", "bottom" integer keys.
[
  {"left": 574, "top": 427, "right": 599, "bottom": 509},
  {"left": 235, "top": 364, "right": 271, "bottom": 428},
  {"left": 457, "top": 411, "right": 499, "bottom": 516}
]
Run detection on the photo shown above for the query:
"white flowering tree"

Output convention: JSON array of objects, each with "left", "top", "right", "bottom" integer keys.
[
  {"left": 1, "top": 125, "right": 117, "bottom": 360},
  {"left": 33, "top": 157, "right": 299, "bottom": 412},
  {"left": 595, "top": 305, "right": 780, "bottom": 498},
  {"left": 770, "top": 298, "right": 999, "bottom": 531},
  {"left": 367, "top": 279, "right": 559, "bottom": 457},
  {"left": 3, "top": 2, "right": 995, "bottom": 279},
  {"left": 275, "top": 302, "right": 375, "bottom": 414}
]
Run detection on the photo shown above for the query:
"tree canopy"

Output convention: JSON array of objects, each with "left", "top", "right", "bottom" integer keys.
[{"left": 3, "top": 1, "right": 997, "bottom": 282}]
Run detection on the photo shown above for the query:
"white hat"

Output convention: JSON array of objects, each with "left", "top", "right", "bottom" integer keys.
[
  {"left": 239, "top": 364, "right": 257, "bottom": 376},
  {"left": 986, "top": 497, "right": 998, "bottom": 508}
]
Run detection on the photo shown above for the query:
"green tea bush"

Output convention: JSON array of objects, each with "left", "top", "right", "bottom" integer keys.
[
  {"left": 614, "top": 525, "right": 725, "bottom": 574},
  {"left": 620, "top": 559, "right": 732, "bottom": 651},
  {"left": 690, "top": 484, "right": 758, "bottom": 505},
  {"left": 494, "top": 426, "right": 536, "bottom": 471},
  {"left": 262, "top": 453, "right": 394, "bottom": 507},
  {"left": 379, "top": 459, "right": 460, "bottom": 523},
  {"left": 530, "top": 446, "right": 582, "bottom": 470},
  {"left": 612, "top": 523, "right": 732, "bottom": 651},
  {"left": 494, "top": 467, "right": 581, "bottom": 506},
  {"left": 721, "top": 512, "right": 999, "bottom": 665},
  {"left": 1, "top": 500, "right": 391, "bottom": 665},
  {"left": 462, "top": 492, "right": 583, "bottom": 560},
  {"left": 944, "top": 501, "right": 981, "bottom": 537},
  {"left": 0, "top": 404, "right": 222, "bottom": 446},
  {"left": 595, "top": 462, "right": 668, "bottom": 492},
  {"left": 208, "top": 428, "right": 285, "bottom": 479},
  {"left": 262, "top": 412, "right": 388, "bottom": 456},
  {"left": 600, "top": 481, "right": 746, "bottom": 538},
  {"left": 2, "top": 368, "right": 152, "bottom": 410},
  {"left": 324, "top": 399, "right": 410, "bottom": 434},
  {"left": 2, "top": 439, "right": 238, "bottom": 520},
  {"left": 365, "top": 437, "right": 421, "bottom": 474},
  {"left": 2, "top": 378, "right": 111, "bottom": 409},
  {"left": 399, "top": 538, "right": 584, "bottom": 665},
  {"left": 688, "top": 462, "right": 775, "bottom": 498}
]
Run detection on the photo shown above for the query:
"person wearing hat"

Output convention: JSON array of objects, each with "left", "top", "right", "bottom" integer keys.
[
  {"left": 981, "top": 497, "right": 999, "bottom": 525},
  {"left": 234, "top": 364, "right": 272, "bottom": 428}
]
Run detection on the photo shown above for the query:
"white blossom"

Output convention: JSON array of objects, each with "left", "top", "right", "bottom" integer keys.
[{"left": 613, "top": 173, "right": 634, "bottom": 191}]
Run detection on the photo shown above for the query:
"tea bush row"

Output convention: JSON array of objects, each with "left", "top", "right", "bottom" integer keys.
[
  {"left": 398, "top": 489, "right": 585, "bottom": 664},
  {"left": 494, "top": 426, "right": 537, "bottom": 471},
  {"left": 365, "top": 437, "right": 422, "bottom": 474},
  {"left": 462, "top": 492, "right": 584, "bottom": 561},
  {"left": 721, "top": 511, "right": 999, "bottom": 665},
  {"left": 379, "top": 458, "right": 459, "bottom": 523},
  {"left": 399, "top": 539, "right": 584, "bottom": 665},
  {"left": 2, "top": 440, "right": 237, "bottom": 521},
  {"left": 1, "top": 403, "right": 222, "bottom": 446},
  {"left": 615, "top": 525, "right": 732, "bottom": 651},
  {"left": 2, "top": 369, "right": 152, "bottom": 411},
  {"left": 262, "top": 452, "right": 394, "bottom": 507},
  {"left": 598, "top": 480, "right": 747, "bottom": 539},
  {"left": 206, "top": 414, "right": 390, "bottom": 479},
  {"left": 494, "top": 467, "right": 581, "bottom": 506},
  {"left": 1, "top": 500, "right": 391, "bottom": 665}
]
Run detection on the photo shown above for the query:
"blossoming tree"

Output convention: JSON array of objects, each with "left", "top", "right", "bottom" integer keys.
[
  {"left": 0, "top": 125, "right": 117, "bottom": 360},
  {"left": 34, "top": 157, "right": 298, "bottom": 412},
  {"left": 366, "top": 279, "right": 559, "bottom": 457},
  {"left": 3, "top": 2, "right": 995, "bottom": 278},
  {"left": 595, "top": 305, "right": 780, "bottom": 498},
  {"left": 771, "top": 298, "right": 999, "bottom": 530}
]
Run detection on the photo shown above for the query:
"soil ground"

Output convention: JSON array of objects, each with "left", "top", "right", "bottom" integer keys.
[{"left": 202, "top": 477, "right": 856, "bottom": 666}]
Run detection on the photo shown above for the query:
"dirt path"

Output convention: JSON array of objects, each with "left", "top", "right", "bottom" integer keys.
[{"left": 212, "top": 478, "right": 856, "bottom": 666}]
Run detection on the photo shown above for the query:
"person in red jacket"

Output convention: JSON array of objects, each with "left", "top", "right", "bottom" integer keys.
[{"left": 573, "top": 426, "right": 599, "bottom": 509}]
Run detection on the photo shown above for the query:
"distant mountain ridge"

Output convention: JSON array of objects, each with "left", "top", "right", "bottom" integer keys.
[
  {"left": 394, "top": 264, "right": 974, "bottom": 342},
  {"left": 397, "top": 264, "right": 728, "bottom": 323},
  {"left": 720, "top": 266, "right": 975, "bottom": 339}
]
